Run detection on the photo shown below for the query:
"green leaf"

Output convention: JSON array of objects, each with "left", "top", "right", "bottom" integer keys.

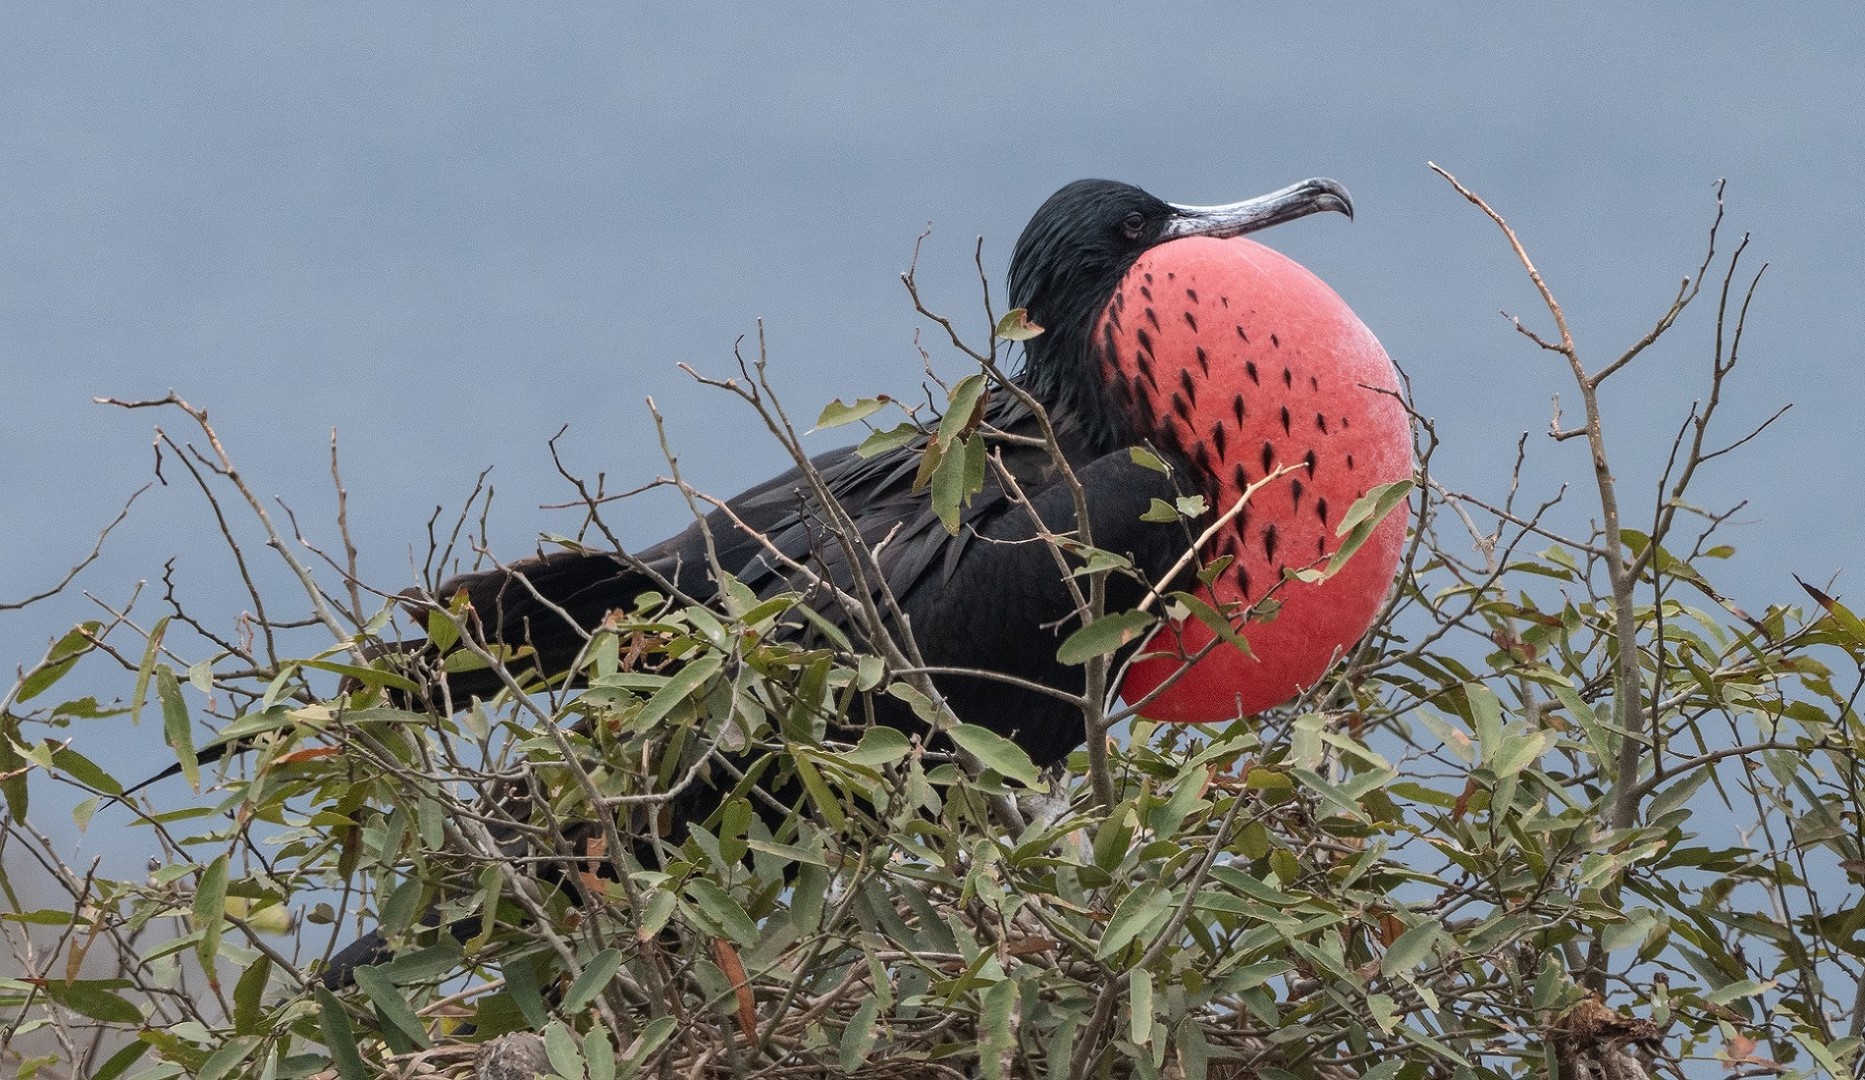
[
  {"left": 844, "top": 725, "right": 911, "bottom": 766},
  {"left": 1069, "top": 545, "right": 1136, "bottom": 576},
  {"left": 139, "top": 1027, "right": 210, "bottom": 1074},
  {"left": 1129, "top": 445, "right": 1171, "bottom": 474},
  {"left": 1797, "top": 576, "right": 1865, "bottom": 648},
  {"left": 563, "top": 948, "right": 624, "bottom": 1013},
  {"left": 1547, "top": 678, "right": 1601, "bottom": 739},
  {"left": 994, "top": 307, "right": 1045, "bottom": 341},
  {"left": 1379, "top": 921, "right": 1443, "bottom": 978},
  {"left": 635, "top": 887, "right": 680, "bottom": 936},
  {"left": 854, "top": 653, "right": 887, "bottom": 691},
  {"left": 1365, "top": 993, "right": 1400, "bottom": 1034},
  {"left": 618, "top": 1015, "right": 678, "bottom": 1077},
  {"left": 1175, "top": 1020, "right": 1211, "bottom": 1080},
  {"left": 19, "top": 622, "right": 103, "bottom": 704},
  {"left": 1056, "top": 610, "right": 1156, "bottom": 665},
  {"left": 90, "top": 1039, "right": 151, "bottom": 1080},
  {"left": 980, "top": 979, "right": 1017, "bottom": 1079},
  {"left": 1147, "top": 766, "right": 1211, "bottom": 836},
  {"left": 949, "top": 723, "right": 1042, "bottom": 786},
  {"left": 929, "top": 431, "right": 986, "bottom": 534},
  {"left": 315, "top": 986, "right": 371, "bottom": 1080},
  {"left": 1290, "top": 767, "right": 1368, "bottom": 821},
  {"left": 39, "top": 979, "right": 143, "bottom": 1025},
  {"left": 154, "top": 665, "right": 199, "bottom": 792},
  {"left": 1465, "top": 683, "right": 1504, "bottom": 765},
  {"left": 1327, "top": 479, "right": 1413, "bottom": 576},
  {"left": 186, "top": 656, "right": 215, "bottom": 693},
  {"left": 717, "top": 797, "right": 751, "bottom": 864},
  {"left": 353, "top": 966, "right": 431, "bottom": 1050},
  {"left": 585, "top": 1022, "right": 617, "bottom": 1080},
  {"left": 1207, "top": 865, "right": 1302, "bottom": 906},
  {"left": 1647, "top": 769, "right": 1712, "bottom": 823},
  {"left": 1168, "top": 591, "right": 1251, "bottom": 653},
  {"left": 1093, "top": 801, "right": 1136, "bottom": 873},
  {"left": 932, "top": 440, "right": 969, "bottom": 533},
  {"left": 544, "top": 1019, "right": 586, "bottom": 1079},
  {"left": 1489, "top": 728, "right": 1554, "bottom": 779},
  {"left": 792, "top": 753, "right": 847, "bottom": 830},
  {"left": 46, "top": 744, "right": 122, "bottom": 796},
  {"left": 1796, "top": 1030, "right": 1849, "bottom": 1080},
  {"left": 936, "top": 373, "right": 989, "bottom": 449},
  {"left": 193, "top": 855, "right": 228, "bottom": 979},
  {"left": 1140, "top": 498, "right": 1180, "bottom": 523},
  {"left": 1129, "top": 968, "right": 1154, "bottom": 1046},
  {"left": 635, "top": 652, "right": 723, "bottom": 729},
  {"left": 260, "top": 663, "right": 302, "bottom": 709},
  {"left": 302, "top": 659, "right": 421, "bottom": 694},
  {"left": 817, "top": 396, "right": 893, "bottom": 429},
  {"left": 839, "top": 995, "right": 883, "bottom": 1071},
  {"left": 0, "top": 713, "right": 28, "bottom": 823},
  {"left": 425, "top": 603, "right": 462, "bottom": 655},
  {"left": 1238, "top": 820, "right": 1272, "bottom": 859},
  {"left": 745, "top": 837, "right": 827, "bottom": 868},
  {"left": 3, "top": 908, "right": 76, "bottom": 926},
  {"left": 232, "top": 956, "right": 272, "bottom": 1035},
  {"left": 911, "top": 438, "right": 943, "bottom": 495},
  {"left": 1600, "top": 908, "right": 1658, "bottom": 953},
  {"left": 1097, "top": 881, "right": 1173, "bottom": 959},
  {"left": 684, "top": 880, "right": 760, "bottom": 944},
  {"left": 794, "top": 603, "right": 855, "bottom": 652},
  {"left": 1704, "top": 978, "right": 1768, "bottom": 1006},
  {"left": 502, "top": 953, "right": 550, "bottom": 1030},
  {"left": 1414, "top": 710, "right": 1475, "bottom": 765},
  {"left": 1223, "top": 959, "right": 1292, "bottom": 991},
  {"left": 130, "top": 616, "right": 170, "bottom": 724},
  {"left": 202, "top": 702, "right": 311, "bottom": 746},
  {"left": 380, "top": 877, "right": 423, "bottom": 942},
  {"left": 857, "top": 422, "right": 922, "bottom": 458}
]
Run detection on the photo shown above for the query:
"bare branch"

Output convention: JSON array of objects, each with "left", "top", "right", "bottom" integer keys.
[{"left": 0, "top": 484, "right": 149, "bottom": 612}]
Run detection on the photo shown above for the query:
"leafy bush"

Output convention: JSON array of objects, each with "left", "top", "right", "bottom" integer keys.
[{"left": 2, "top": 176, "right": 1858, "bottom": 1080}]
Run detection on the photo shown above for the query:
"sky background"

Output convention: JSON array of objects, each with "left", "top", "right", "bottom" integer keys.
[{"left": 2, "top": 4, "right": 1862, "bottom": 918}]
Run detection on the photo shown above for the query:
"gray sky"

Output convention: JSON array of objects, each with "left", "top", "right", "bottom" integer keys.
[{"left": 3, "top": 6, "right": 1862, "bottom": 857}]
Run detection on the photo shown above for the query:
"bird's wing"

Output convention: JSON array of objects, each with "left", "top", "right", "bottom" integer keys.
[
  {"left": 638, "top": 392, "right": 1060, "bottom": 620},
  {"left": 421, "top": 386, "right": 1137, "bottom": 698}
]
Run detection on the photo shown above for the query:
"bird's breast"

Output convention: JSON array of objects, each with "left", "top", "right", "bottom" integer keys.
[{"left": 1092, "top": 235, "right": 1412, "bottom": 722}]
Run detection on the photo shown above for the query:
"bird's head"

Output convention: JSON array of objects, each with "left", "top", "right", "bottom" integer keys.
[{"left": 1007, "top": 178, "right": 1353, "bottom": 450}]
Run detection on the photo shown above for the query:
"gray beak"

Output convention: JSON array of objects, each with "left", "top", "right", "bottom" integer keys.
[{"left": 1161, "top": 178, "right": 1354, "bottom": 240}]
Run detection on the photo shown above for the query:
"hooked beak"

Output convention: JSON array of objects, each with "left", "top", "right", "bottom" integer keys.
[{"left": 1161, "top": 178, "right": 1354, "bottom": 240}]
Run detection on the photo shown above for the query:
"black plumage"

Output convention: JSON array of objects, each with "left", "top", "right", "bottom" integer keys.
[
  {"left": 320, "top": 178, "right": 1355, "bottom": 986},
  {"left": 417, "top": 178, "right": 1353, "bottom": 768}
]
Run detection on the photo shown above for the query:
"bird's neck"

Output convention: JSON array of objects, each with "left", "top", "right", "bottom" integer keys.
[{"left": 1016, "top": 319, "right": 1147, "bottom": 460}]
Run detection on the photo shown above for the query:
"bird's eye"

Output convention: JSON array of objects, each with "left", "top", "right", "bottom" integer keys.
[{"left": 1121, "top": 211, "right": 1147, "bottom": 240}]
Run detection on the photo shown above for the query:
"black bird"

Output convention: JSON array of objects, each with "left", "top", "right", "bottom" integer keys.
[
  {"left": 313, "top": 177, "right": 1364, "bottom": 987},
  {"left": 412, "top": 177, "right": 1356, "bottom": 768}
]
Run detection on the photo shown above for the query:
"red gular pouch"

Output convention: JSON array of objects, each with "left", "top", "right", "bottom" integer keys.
[{"left": 1095, "top": 236, "right": 1412, "bottom": 723}]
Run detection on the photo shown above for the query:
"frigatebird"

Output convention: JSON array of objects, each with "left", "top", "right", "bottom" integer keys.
[
  {"left": 316, "top": 176, "right": 1410, "bottom": 986},
  {"left": 409, "top": 177, "right": 1382, "bottom": 765}
]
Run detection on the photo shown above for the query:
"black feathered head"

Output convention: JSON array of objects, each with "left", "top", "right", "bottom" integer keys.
[{"left": 1006, "top": 177, "right": 1353, "bottom": 453}]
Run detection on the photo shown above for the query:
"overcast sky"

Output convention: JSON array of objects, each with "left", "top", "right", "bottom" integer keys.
[{"left": 4, "top": 6, "right": 1862, "bottom": 865}]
